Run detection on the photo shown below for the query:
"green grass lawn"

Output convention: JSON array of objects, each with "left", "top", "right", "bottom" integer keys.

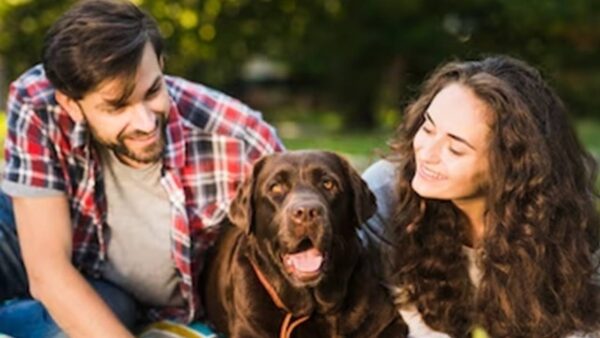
[
  {"left": 575, "top": 118, "right": 600, "bottom": 158},
  {"left": 280, "top": 126, "right": 393, "bottom": 171},
  {"left": 282, "top": 130, "right": 392, "bottom": 156}
]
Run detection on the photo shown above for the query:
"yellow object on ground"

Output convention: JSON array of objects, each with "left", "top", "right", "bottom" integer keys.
[{"left": 472, "top": 326, "right": 489, "bottom": 338}]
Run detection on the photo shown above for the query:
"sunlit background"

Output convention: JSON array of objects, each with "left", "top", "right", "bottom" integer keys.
[{"left": 1, "top": 0, "right": 599, "bottom": 171}]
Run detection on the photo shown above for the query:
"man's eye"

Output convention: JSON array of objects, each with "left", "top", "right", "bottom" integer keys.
[
  {"left": 146, "top": 84, "right": 162, "bottom": 99},
  {"left": 103, "top": 106, "right": 124, "bottom": 115}
]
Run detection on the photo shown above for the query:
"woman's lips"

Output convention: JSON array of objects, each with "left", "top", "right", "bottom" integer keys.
[{"left": 417, "top": 164, "right": 447, "bottom": 181}]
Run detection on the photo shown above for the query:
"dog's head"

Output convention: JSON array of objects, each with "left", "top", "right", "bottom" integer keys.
[{"left": 229, "top": 150, "right": 376, "bottom": 288}]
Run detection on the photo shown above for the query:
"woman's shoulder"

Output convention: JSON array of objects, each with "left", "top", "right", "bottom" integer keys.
[
  {"left": 362, "top": 159, "right": 398, "bottom": 219},
  {"left": 590, "top": 248, "right": 600, "bottom": 287},
  {"left": 359, "top": 159, "right": 399, "bottom": 248},
  {"left": 363, "top": 159, "right": 397, "bottom": 188}
]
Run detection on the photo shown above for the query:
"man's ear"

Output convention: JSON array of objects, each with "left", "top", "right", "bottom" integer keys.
[
  {"left": 228, "top": 155, "right": 269, "bottom": 234},
  {"left": 336, "top": 154, "right": 377, "bottom": 226},
  {"left": 159, "top": 54, "right": 166, "bottom": 70},
  {"left": 55, "top": 90, "right": 84, "bottom": 122}
]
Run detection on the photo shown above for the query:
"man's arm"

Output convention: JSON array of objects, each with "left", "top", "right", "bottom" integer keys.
[{"left": 14, "top": 195, "right": 134, "bottom": 338}]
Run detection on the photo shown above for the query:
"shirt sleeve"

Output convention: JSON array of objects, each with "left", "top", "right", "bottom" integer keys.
[
  {"left": 360, "top": 159, "right": 398, "bottom": 246},
  {"left": 591, "top": 248, "right": 600, "bottom": 286},
  {"left": 240, "top": 108, "right": 285, "bottom": 168},
  {"left": 2, "top": 80, "right": 67, "bottom": 195}
]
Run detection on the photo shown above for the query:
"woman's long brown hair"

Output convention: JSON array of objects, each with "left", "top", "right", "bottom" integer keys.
[{"left": 386, "top": 56, "right": 600, "bottom": 337}]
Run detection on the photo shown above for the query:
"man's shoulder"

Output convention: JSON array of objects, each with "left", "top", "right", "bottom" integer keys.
[
  {"left": 9, "top": 64, "right": 56, "bottom": 109},
  {"left": 164, "top": 75, "right": 266, "bottom": 137}
]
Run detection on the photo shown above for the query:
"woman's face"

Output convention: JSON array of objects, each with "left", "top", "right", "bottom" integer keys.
[{"left": 411, "top": 83, "right": 492, "bottom": 204}]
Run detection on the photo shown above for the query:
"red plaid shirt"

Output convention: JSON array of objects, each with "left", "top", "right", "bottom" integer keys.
[{"left": 3, "top": 64, "right": 284, "bottom": 322}]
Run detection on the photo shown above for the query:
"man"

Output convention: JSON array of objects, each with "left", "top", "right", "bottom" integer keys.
[{"left": 0, "top": 0, "right": 283, "bottom": 337}]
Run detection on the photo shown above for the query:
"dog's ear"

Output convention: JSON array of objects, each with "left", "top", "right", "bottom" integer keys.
[
  {"left": 229, "top": 155, "right": 268, "bottom": 234},
  {"left": 335, "top": 154, "right": 377, "bottom": 226}
]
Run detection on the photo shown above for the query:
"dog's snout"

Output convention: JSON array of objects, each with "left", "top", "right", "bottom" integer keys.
[{"left": 289, "top": 203, "right": 324, "bottom": 225}]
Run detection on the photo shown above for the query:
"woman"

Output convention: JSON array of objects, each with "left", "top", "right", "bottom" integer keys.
[{"left": 363, "top": 56, "right": 600, "bottom": 337}]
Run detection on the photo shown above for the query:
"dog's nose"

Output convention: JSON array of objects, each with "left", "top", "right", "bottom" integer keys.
[{"left": 290, "top": 203, "right": 324, "bottom": 225}]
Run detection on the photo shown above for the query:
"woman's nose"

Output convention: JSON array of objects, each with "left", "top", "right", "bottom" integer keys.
[{"left": 417, "top": 137, "right": 442, "bottom": 163}]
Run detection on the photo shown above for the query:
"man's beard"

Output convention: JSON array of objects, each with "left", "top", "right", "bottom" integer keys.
[{"left": 90, "top": 113, "right": 168, "bottom": 165}]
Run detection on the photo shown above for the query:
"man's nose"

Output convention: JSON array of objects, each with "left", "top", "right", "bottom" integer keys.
[{"left": 130, "top": 103, "right": 156, "bottom": 132}]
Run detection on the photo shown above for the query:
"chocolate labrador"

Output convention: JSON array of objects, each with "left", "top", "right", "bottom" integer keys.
[{"left": 201, "top": 150, "right": 407, "bottom": 338}]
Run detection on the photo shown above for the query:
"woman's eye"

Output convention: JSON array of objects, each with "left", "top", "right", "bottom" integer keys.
[
  {"left": 322, "top": 179, "right": 335, "bottom": 191},
  {"left": 448, "top": 143, "right": 467, "bottom": 156},
  {"left": 421, "top": 123, "right": 433, "bottom": 134},
  {"left": 449, "top": 147, "right": 464, "bottom": 156}
]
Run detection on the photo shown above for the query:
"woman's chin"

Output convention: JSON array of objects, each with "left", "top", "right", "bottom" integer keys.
[{"left": 411, "top": 178, "right": 440, "bottom": 199}]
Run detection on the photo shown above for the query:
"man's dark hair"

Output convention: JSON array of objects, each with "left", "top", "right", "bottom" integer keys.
[{"left": 42, "top": 0, "right": 164, "bottom": 100}]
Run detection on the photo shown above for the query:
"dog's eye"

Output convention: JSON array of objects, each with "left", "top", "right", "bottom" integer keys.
[
  {"left": 322, "top": 179, "right": 336, "bottom": 191},
  {"left": 269, "top": 182, "right": 285, "bottom": 195}
]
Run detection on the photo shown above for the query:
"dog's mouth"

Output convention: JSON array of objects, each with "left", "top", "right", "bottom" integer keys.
[{"left": 281, "top": 238, "right": 324, "bottom": 282}]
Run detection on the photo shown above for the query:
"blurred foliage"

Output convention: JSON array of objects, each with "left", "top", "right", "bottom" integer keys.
[{"left": 0, "top": 0, "right": 599, "bottom": 129}]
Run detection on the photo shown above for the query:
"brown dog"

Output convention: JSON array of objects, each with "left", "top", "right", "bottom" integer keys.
[{"left": 201, "top": 150, "right": 407, "bottom": 338}]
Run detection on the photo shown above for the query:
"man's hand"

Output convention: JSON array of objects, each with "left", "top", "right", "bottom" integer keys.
[{"left": 14, "top": 195, "right": 134, "bottom": 338}]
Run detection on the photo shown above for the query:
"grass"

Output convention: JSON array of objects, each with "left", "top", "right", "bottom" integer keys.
[
  {"left": 282, "top": 130, "right": 391, "bottom": 156},
  {"left": 280, "top": 126, "right": 393, "bottom": 171},
  {"left": 271, "top": 118, "right": 395, "bottom": 171},
  {"left": 575, "top": 118, "right": 600, "bottom": 157}
]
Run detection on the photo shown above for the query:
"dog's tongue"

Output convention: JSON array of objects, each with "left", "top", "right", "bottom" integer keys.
[{"left": 285, "top": 248, "right": 323, "bottom": 272}]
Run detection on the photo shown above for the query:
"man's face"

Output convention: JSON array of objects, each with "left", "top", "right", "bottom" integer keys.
[{"left": 74, "top": 42, "right": 170, "bottom": 168}]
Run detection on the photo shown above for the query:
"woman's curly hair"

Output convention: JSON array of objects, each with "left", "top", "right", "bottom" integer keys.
[{"left": 386, "top": 55, "right": 600, "bottom": 337}]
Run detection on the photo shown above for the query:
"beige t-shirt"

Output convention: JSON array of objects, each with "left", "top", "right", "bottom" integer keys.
[{"left": 100, "top": 148, "right": 184, "bottom": 307}]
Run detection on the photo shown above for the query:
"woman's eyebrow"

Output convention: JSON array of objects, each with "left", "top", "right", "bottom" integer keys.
[{"left": 424, "top": 111, "right": 476, "bottom": 150}]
